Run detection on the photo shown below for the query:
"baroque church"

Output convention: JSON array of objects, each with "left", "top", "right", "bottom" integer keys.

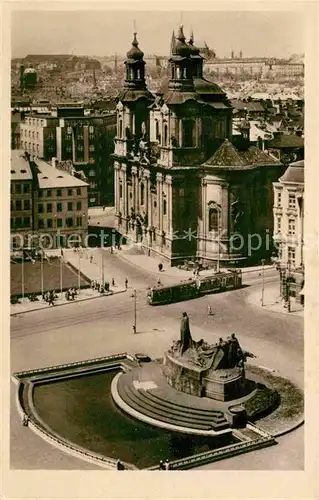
[{"left": 113, "top": 27, "right": 284, "bottom": 266}]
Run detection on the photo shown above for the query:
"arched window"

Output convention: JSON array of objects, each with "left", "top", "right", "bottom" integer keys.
[
  {"left": 209, "top": 207, "right": 219, "bottom": 232},
  {"left": 119, "top": 119, "right": 123, "bottom": 138},
  {"left": 140, "top": 183, "right": 145, "bottom": 205},
  {"left": 155, "top": 120, "right": 160, "bottom": 141},
  {"left": 137, "top": 69, "right": 141, "bottom": 79},
  {"left": 171, "top": 66, "right": 175, "bottom": 79},
  {"left": 182, "top": 120, "right": 194, "bottom": 147},
  {"left": 164, "top": 124, "right": 168, "bottom": 146},
  {"left": 176, "top": 67, "right": 181, "bottom": 79},
  {"left": 163, "top": 199, "right": 167, "bottom": 215}
]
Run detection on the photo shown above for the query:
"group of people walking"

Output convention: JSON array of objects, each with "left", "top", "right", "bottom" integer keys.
[
  {"left": 43, "top": 289, "right": 57, "bottom": 306},
  {"left": 65, "top": 288, "right": 78, "bottom": 301}
]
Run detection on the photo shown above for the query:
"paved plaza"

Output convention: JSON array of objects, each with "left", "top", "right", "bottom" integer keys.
[{"left": 10, "top": 247, "right": 304, "bottom": 470}]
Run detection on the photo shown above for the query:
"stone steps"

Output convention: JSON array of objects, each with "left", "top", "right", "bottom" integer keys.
[{"left": 117, "top": 376, "right": 229, "bottom": 432}]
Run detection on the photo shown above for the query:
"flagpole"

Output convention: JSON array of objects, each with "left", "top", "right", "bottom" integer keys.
[
  {"left": 21, "top": 250, "right": 25, "bottom": 299},
  {"left": 101, "top": 251, "right": 105, "bottom": 288},
  {"left": 41, "top": 250, "right": 44, "bottom": 297},
  {"left": 78, "top": 250, "right": 81, "bottom": 295},
  {"left": 60, "top": 250, "right": 63, "bottom": 298}
]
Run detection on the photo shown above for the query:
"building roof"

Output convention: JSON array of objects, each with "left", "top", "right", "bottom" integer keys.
[
  {"left": 35, "top": 158, "right": 89, "bottom": 189},
  {"left": 158, "top": 77, "right": 226, "bottom": 100},
  {"left": 11, "top": 151, "right": 33, "bottom": 180},
  {"left": 230, "top": 100, "right": 265, "bottom": 113},
  {"left": 268, "top": 133, "right": 304, "bottom": 149},
  {"left": 279, "top": 160, "right": 304, "bottom": 184},
  {"left": 202, "top": 139, "right": 280, "bottom": 169}
]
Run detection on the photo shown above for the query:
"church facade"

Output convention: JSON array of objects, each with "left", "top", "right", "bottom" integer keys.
[{"left": 113, "top": 28, "right": 284, "bottom": 266}]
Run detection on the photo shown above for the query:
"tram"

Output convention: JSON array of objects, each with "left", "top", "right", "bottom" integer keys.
[{"left": 147, "top": 270, "right": 242, "bottom": 306}]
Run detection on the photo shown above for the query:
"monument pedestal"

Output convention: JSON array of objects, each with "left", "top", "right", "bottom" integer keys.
[
  {"left": 203, "top": 367, "right": 245, "bottom": 402},
  {"left": 164, "top": 351, "right": 247, "bottom": 402}
]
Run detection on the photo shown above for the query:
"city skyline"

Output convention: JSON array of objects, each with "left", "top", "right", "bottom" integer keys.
[{"left": 12, "top": 10, "right": 304, "bottom": 60}]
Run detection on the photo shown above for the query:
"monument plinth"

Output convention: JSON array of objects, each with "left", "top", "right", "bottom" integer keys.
[{"left": 163, "top": 312, "right": 247, "bottom": 402}]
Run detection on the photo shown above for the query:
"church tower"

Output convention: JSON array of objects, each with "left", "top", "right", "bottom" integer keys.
[{"left": 113, "top": 33, "right": 154, "bottom": 237}]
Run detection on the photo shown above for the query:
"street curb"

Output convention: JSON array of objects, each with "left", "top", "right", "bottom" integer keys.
[
  {"left": 10, "top": 289, "right": 127, "bottom": 317},
  {"left": 273, "top": 416, "right": 304, "bottom": 438}
]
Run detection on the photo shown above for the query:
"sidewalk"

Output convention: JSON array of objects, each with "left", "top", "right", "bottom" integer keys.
[
  {"left": 246, "top": 282, "right": 304, "bottom": 317},
  {"left": 113, "top": 244, "right": 275, "bottom": 280}
]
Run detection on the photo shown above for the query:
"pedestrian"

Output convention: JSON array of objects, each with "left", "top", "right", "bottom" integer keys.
[
  {"left": 208, "top": 305, "right": 212, "bottom": 316},
  {"left": 116, "top": 459, "right": 125, "bottom": 470},
  {"left": 65, "top": 290, "right": 69, "bottom": 301},
  {"left": 90, "top": 255, "right": 93, "bottom": 264},
  {"left": 49, "top": 291, "right": 54, "bottom": 306},
  {"left": 159, "top": 460, "right": 165, "bottom": 470},
  {"left": 164, "top": 459, "right": 170, "bottom": 470},
  {"left": 110, "top": 246, "right": 113, "bottom": 254},
  {"left": 125, "top": 278, "right": 128, "bottom": 289},
  {"left": 22, "top": 414, "right": 29, "bottom": 427},
  {"left": 133, "top": 325, "right": 136, "bottom": 334},
  {"left": 111, "top": 278, "right": 115, "bottom": 287},
  {"left": 157, "top": 277, "right": 161, "bottom": 286}
]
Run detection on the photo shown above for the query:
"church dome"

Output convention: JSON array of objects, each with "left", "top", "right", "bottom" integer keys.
[
  {"left": 24, "top": 63, "right": 37, "bottom": 75},
  {"left": 126, "top": 33, "right": 144, "bottom": 61},
  {"left": 173, "top": 25, "right": 191, "bottom": 58},
  {"left": 24, "top": 67, "right": 37, "bottom": 74}
]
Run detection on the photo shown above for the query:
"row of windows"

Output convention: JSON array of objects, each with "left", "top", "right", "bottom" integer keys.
[
  {"left": 66, "top": 126, "right": 94, "bottom": 134},
  {"left": 276, "top": 217, "right": 297, "bottom": 235},
  {"left": 23, "top": 130, "right": 40, "bottom": 139},
  {"left": 38, "top": 188, "right": 83, "bottom": 197},
  {"left": 24, "top": 118, "right": 45, "bottom": 126},
  {"left": 37, "top": 216, "right": 83, "bottom": 229},
  {"left": 11, "top": 216, "right": 31, "bottom": 229},
  {"left": 11, "top": 183, "right": 30, "bottom": 194},
  {"left": 11, "top": 199, "right": 31, "bottom": 211},
  {"left": 38, "top": 201, "right": 83, "bottom": 213},
  {"left": 276, "top": 192, "right": 296, "bottom": 208},
  {"left": 22, "top": 141, "right": 41, "bottom": 153}
]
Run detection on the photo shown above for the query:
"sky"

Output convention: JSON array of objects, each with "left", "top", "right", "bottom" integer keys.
[{"left": 11, "top": 9, "right": 304, "bottom": 59}]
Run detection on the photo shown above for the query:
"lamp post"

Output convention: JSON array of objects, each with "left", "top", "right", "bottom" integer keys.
[
  {"left": 132, "top": 289, "right": 137, "bottom": 334},
  {"left": 101, "top": 251, "right": 105, "bottom": 288},
  {"left": 21, "top": 248, "right": 25, "bottom": 299},
  {"left": 261, "top": 258, "right": 265, "bottom": 306}
]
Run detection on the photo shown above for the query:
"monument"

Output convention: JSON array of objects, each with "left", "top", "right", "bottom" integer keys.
[{"left": 163, "top": 312, "right": 247, "bottom": 402}]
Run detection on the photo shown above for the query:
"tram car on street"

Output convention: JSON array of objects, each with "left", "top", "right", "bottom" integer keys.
[{"left": 147, "top": 270, "right": 242, "bottom": 306}]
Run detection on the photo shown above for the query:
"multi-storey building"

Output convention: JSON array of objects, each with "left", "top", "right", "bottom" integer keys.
[
  {"left": 19, "top": 114, "right": 58, "bottom": 158},
  {"left": 205, "top": 55, "right": 304, "bottom": 79},
  {"left": 19, "top": 106, "right": 116, "bottom": 206},
  {"left": 11, "top": 151, "right": 33, "bottom": 245},
  {"left": 11, "top": 150, "right": 89, "bottom": 249},
  {"left": 273, "top": 160, "right": 304, "bottom": 302},
  {"left": 113, "top": 29, "right": 283, "bottom": 267}
]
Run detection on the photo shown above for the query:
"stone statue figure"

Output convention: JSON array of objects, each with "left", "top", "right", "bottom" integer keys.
[
  {"left": 180, "top": 312, "right": 193, "bottom": 354},
  {"left": 227, "top": 333, "right": 242, "bottom": 367}
]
